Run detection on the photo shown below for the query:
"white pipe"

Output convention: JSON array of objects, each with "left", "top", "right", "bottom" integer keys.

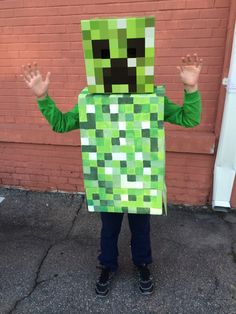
[{"left": 212, "top": 22, "right": 236, "bottom": 209}]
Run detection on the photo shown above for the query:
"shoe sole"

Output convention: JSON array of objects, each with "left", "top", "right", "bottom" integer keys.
[
  {"left": 139, "top": 283, "right": 154, "bottom": 295},
  {"left": 95, "top": 287, "right": 109, "bottom": 298}
]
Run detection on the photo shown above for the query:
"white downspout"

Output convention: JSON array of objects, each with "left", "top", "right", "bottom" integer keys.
[{"left": 212, "top": 22, "right": 236, "bottom": 209}]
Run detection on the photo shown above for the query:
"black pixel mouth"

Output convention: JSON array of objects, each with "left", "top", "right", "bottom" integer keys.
[{"left": 103, "top": 58, "right": 136, "bottom": 93}]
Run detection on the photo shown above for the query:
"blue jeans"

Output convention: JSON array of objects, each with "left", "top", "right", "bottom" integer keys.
[{"left": 98, "top": 212, "right": 152, "bottom": 271}]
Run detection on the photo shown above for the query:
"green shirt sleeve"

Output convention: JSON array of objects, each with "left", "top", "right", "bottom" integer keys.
[
  {"left": 37, "top": 95, "right": 80, "bottom": 133},
  {"left": 37, "top": 89, "right": 202, "bottom": 133},
  {"left": 164, "top": 90, "right": 202, "bottom": 127}
]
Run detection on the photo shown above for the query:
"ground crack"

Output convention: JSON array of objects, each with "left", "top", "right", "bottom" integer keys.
[
  {"left": 8, "top": 244, "right": 53, "bottom": 314},
  {"left": 7, "top": 195, "right": 85, "bottom": 313},
  {"left": 230, "top": 242, "right": 236, "bottom": 264},
  {"left": 65, "top": 194, "right": 85, "bottom": 239}
]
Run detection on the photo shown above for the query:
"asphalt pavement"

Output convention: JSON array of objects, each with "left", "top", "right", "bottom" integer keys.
[{"left": 0, "top": 187, "right": 235, "bottom": 314}]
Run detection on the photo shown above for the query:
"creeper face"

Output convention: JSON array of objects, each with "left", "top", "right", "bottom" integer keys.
[{"left": 81, "top": 16, "right": 155, "bottom": 94}]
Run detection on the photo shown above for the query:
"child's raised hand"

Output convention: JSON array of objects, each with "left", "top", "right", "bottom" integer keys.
[
  {"left": 177, "top": 53, "right": 203, "bottom": 93},
  {"left": 21, "top": 63, "right": 51, "bottom": 99}
]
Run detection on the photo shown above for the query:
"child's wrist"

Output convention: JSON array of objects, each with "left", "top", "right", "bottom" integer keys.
[
  {"left": 184, "top": 84, "right": 198, "bottom": 93},
  {"left": 37, "top": 92, "right": 48, "bottom": 100}
]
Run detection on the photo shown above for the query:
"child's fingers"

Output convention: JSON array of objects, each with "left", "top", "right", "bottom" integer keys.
[
  {"left": 33, "top": 62, "right": 39, "bottom": 75},
  {"left": 186, "top": 54, "right": 192, "bottom": 65},
  {"left": 197, "top": 59, "right": 203, "bottom": 71},
  {"left": 176, "top": 66, "right": 183, "bottom": 73},
  {"left": 45, "top": 72, "right": 51, "bottom": 84},
  {"left": 27, "top": 63, "right": 34, "bottom": 78},
  {"left": 182, "top": 56, "right": 187, "bottom": 65},
  {"left": 20, "top": 74, "right": 31, "bottom": 87},
  {"left": 22, "top": 65, "right": 31, "bottom": 82},
  {"left": 193, "top": 53, "right": 199, "bottom": 66}
]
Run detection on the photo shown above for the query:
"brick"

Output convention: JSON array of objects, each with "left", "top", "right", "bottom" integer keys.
[
  {"left": 200, "top": 8, "right": 229, "bottom": 19},
  {"left": 214, "top": 0, "right": 230, "bottom": 8},
  {"left": 49, "top": 176, "right": 68, "bottom": 184},
  {"left": 172, "top": 9, "right": 200, "bottom": 20},
  {"left": 2, "top": 178, "right": 20, "bottom": 186},
  {"left": 186, "top": 0, "right": 214, "bottom": 9},
  {"left": 0, "top": 9, "right": 14, "bottom": 18}
]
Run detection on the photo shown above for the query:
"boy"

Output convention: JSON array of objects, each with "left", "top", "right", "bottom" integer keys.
[{"left": 22, "top": 17, "right": 202, "bottom": 297}]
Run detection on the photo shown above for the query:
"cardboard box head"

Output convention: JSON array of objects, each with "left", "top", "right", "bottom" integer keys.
[{"left": 81, "top": 16, "right": 155, "bottom": 94}]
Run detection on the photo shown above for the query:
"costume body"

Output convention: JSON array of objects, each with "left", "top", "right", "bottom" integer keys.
[
  {"left": 78, "top": 85, "right": 166, "bottom": 215},
  {"left": 38, "top": 90, "right": 201, "bottom": 269},
  {"left": 37, "top": 16, "right": 201, "bottom": 268},
  {"left": 38, "top": 89, "right": 201, "bottom": 269}
]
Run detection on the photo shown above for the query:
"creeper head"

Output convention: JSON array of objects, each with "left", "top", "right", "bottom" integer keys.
[{"left": 81, "top": 16, "right": 155, "bottom": 94}]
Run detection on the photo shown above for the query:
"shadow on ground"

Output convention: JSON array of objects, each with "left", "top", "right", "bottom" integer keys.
[{"left": 0, "top": 188, "right": 235, "bottom": 314}]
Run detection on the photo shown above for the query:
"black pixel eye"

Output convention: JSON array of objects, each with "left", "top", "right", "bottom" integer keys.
[
  {"left": 101, "top": 49, "right": 110, "bottom": 59},
  {"left": 127, "top": 38, "right": 145, "bottom": 58},
  {"left": 92, "top": 39, "right": 110, "bottom": 59},
  {"left": 127, "top": 48, "right": 137, "bottom": 58}
]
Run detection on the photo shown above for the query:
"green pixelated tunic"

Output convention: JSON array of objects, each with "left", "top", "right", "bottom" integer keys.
[
  {"left": 37, "top": 89, "right": 201, "bottom": 215},
  {"left": 79, "top": 86, "right": 166, "bottom": 215}
]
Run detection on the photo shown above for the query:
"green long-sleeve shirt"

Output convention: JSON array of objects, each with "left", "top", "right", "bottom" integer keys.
[{"left": 37, "top": 90, "right": 201, "bottom": 132}]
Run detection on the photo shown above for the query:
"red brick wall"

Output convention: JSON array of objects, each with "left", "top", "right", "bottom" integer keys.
[{"left": 0, "top": 0, "right": 231, "bottom": 205}]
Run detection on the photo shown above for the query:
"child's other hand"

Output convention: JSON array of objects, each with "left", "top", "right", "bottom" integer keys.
[
  {"left": 177, "top": 53, "right": 203, "bottom": 93},
  {"left": 21, "top": 63, "right": 51, "bottom": 99}
]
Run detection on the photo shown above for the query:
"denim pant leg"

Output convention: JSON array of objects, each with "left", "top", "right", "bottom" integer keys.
[
  {"left": 128, "top": 213, "right": 152, "bottom": 266},
  {"left": 98, "top": 212, "right": 124, "bottom": 271}
]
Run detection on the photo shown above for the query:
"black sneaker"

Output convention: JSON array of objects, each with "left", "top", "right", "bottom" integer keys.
[
  {"left": 95, "top": 266, "right": 115, "bottom": 297},
  {"left": 137, "top": 264, "right": 154, "bottom": 295}
]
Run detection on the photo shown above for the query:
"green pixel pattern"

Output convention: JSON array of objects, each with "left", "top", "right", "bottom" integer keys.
[
  {"left": 81, "top": 16, "right": 155, "bottom": 94},
  {"left": 78, "top": 86, "right": 167, "bottom": 215}
]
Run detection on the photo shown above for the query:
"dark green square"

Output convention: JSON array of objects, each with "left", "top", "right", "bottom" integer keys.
[
  {"left": 134, "top": 104, "right": 142, "bottom": 113},
  {"left": 97, "top": 160, "right": 105, "bottom": 167},
  {"left": 120, "top": 161, "right": 127, "bottom": 167},
  {"left": 150, "top": 113, "right": 158, "bottom": 121},
  {"left": 145, "top": 17, "right": 155, "bottom": 27},
  {"left": 143, "top": 195, "right": 151, "bottom": 202},
  {"left": 87, "top": 114, "right": 96, "bottom": 128},
  {"left": 150, "top": 138, "right": 158, "bottom": 151},
  {"left": 106, "top": 188, "right": 113, "bottom": 194},
  {"left": 158, "top": 121, "right": 164, "bottom": 128},
  {"left": 142, "top": 129, "right": 150, "bottom": 138},
  {"left": 143, "top": 160, "right": 151, "bottom": 167},
  {"left": 127, "top": 175, "right": 136, "bottom": 181},
  {"left": 98, "top": 180, "right": 106, "bottom": 187},
  {"left": 112, "top": 138, "right": 120, "bottom": 145},
  {"left": 111, "top": 114, "right": 119, "bottom": 121},
  {"left": 114, "top": 194, "right": 121, "bottom": 200},
  {"left": 82, "top": 30, "right": 91, "bottom": 40},
  {"left": 104, "top": 153, "right": 112, "bottom": 160},
  {"left": 101, "top": 200, "right": 107, "bottom": 206},
  {"left": 96, "top": 130, "right": 104, "bottom": 137},
  {"left": 102, "top": 105, "right": 110, "bottom": 113},
  {"left": 82, "top": 145, "right": 97, "bottom": 152},
  {"left": 118, "top": 96, "right": 133, "bottom": 104},
  {"left": 128, "top": 195, "right": 136, "bottom": 201},
  {"left": 151, "top": 175, "right": 158, "bottom": 181},
  {"left": 119, "top": 130, "right": 126, "bottom": 138},
  {"left": 84, "top": 167, "right": 98, "bottom": 180},
  {"left": 122, "top": 207, "right": 129, "bottom": 213},
  {"left": 93, "top": 193, "right": 100, "bottom": 200}
]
